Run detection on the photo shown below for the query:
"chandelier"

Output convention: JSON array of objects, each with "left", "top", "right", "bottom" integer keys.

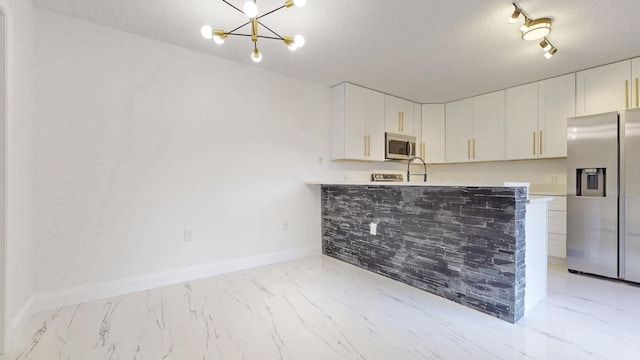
[{"left": 201, "top": 0, "right": 307, "bottom": 63}]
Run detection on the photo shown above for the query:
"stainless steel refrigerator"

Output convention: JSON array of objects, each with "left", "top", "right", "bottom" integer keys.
[{"left": 567, "top": 109, "right": 640, "bottom": 282}]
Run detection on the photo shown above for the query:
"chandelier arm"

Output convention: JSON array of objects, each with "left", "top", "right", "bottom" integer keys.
[
  {"left": 256, "top": 5, "right": 286, "bottom": 20},
  {"left": 223, "top": 33, "right": 253, "bottom": 38},
  {"left": 222, "top": 0, "right": 245, "bottom": 15},
  {"left": 225, "top": 33, "right": 282, "bottom": 40},
  {"left": 256, "top": 35, "right": 284, "bottom": 40},
  {"left": 227, "top": 21, "right": 252, "bottom": 34},
  {"left": 257, "top": 21, "right": 284, "bottom": 40}
]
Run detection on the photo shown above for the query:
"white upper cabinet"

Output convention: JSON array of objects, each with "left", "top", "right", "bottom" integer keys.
[
  {"left": 631, "top": 58, "right": 640, "bottom": 109},
  {"left": 506, "top": 74, "right": 575, "bottom": 160},
  {"left": 539, "top": 73, "right": 575, "bottom": 158},
  {"left": 445, "top": 91, "right": 505, "bottom": 163},
  {"left": 413, "top": 103, "right": 422, "bottom": 154},
  {"left": 445, "top": 98, "right": 473, "bottom": 163},
  {"left": 421, "top": 104, "right": 445, "bottom": 163},
  {"left": 385, "top": 95, "right": 414, "bottom": 135},
  {"left": 576, "top": 60, "right": 631, "bottom": 116},
  {"left": 472, "top": 90, "right": 506, "bottom": 162},
  {"left": 331, "top": 83, "right": 385, "bottom": 161},
  {"left": 506, "top": 83, "right": 540, "bottom": 160}
]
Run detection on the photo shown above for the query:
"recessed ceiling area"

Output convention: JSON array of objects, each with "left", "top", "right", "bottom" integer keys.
[{"left": 30, "top": 0, "right": 640, "bottom": 103}]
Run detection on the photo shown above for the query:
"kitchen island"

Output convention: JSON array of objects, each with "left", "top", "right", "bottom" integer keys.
[{"left": 315, "top": 182, "right": 549, "bottom": 323}]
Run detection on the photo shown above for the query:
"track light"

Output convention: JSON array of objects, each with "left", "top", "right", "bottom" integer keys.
[
  {"left": 539, "top": 38, "right": 552, "bottom": 52},
  {"left": 521, "top": 18, "right": 551, "bottom": 40},
  {"left": 544, "top": 47, "right": 557, "bottom": 59},
  {"left": 508, "top": 4, "right": 558, "bottom": 58},
  {"left": 508, "top": 4, "right": 522, "bottom": 24}
]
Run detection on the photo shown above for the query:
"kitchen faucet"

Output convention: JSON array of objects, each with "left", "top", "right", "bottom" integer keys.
[{"left": 407, "top": 156, "right": 427, "bottom": 182}]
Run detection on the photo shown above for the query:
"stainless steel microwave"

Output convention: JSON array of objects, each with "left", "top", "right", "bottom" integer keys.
[{"left": 385, "top": 132, "right": 416, "bottom": 160}]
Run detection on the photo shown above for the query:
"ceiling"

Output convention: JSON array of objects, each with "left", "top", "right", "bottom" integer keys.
[{"left": 31, "top": 0, "right": 640, "bottom": 103}]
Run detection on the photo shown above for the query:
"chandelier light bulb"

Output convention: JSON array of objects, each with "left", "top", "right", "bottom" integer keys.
[
  {"left": 288, "top": 43, "right": 298, "bottom": 51},
  {"left": 243, "top": 1, "right": 259, "bottom": 18},
  {"left": 293, "top": 0, "right": 307, "bottom": 7},
  {"left": 201, "top": 25, "right": 213, "bottom": 40},
  {"left": 294, "top": 34, "right": 305, "bottom": 47},
  {"left": 213, "top": 35, "right": 225, "bottom": 45},
  {"left": 252, "top": 48, "right": 263, "bottom": 63}
]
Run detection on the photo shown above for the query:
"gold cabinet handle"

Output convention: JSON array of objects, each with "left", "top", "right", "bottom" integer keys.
[
  {"left": 472, "top": 138, "right": 476, "bottom": 159},
  {"left": 539, "top": 131, "right": 543, "bottom": 155},
  {"left": 467, "top": 139, "right": 470, "bottom": 159},
  {"left": 635, "top": 78, "right": 640, "bottom": 107},
  {"left": 398, "top": 112, "right": 402, "bottom": 131},
  {"left": 368, "top": 135, "right": 371, "bottom": 156},
  {"left": 533, "top": 132, "right": 536, "bottom": 155},
  {"left": 364, "top": 135, "right": 367, "bottom": 156},
  {"left": 626, "top": 80, "right": 630, "bottom": 109}
]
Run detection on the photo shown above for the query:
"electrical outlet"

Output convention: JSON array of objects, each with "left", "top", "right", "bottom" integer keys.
[
  {"left": 318, "top": 157, "right": 323, "bottom": 165},
  {"left": 184, "top": 228, "right": 193, "bottom": 242},
  {"left": 282, "top": 220, "right": 289, "bottom": 231},
  {"left": 550, "top": 174, "right": 558, "bottom": 184}
]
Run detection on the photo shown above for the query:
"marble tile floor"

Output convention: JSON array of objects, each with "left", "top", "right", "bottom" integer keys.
[{"left": 5, "top": 255, "right": 640, "bottom": 359}]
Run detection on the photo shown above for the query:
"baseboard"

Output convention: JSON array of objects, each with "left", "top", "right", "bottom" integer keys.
[
  {"left": 9, "top": 244, "right": 320, "bottom": 346},
  {"left": 547, "top": 255, "right": 567, "bottom": 267}
]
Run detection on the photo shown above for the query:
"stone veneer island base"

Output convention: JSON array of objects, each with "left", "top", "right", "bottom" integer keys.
[{"left": 320, "top": 184, "right": 547, "bottom": 323}]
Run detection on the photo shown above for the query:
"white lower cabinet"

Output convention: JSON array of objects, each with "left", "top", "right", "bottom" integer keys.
[{"left": 547, "top": 196, "right": 567, "bottom": 258}]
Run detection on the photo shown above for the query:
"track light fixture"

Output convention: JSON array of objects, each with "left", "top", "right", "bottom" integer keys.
[
  {"left": 539, "top": 38, "right": 557, "bottom": 59},
  {"left": 201, "top": 0, "right": 307, "bottom": 63},
  {"left": 544, "top": 47, "right": 557, "bottom": 59},
  {"left": 508, "top": 4, "right": 521, "bottom": 24},
  {"left": 508, "top": 3, "right": 558, "bottom": 59},
  {"left": 539, "top": 38, "right": 552, "bottom": 52},
  {"left": 521, "top": 18, "right": 552, "bottom": 41}
]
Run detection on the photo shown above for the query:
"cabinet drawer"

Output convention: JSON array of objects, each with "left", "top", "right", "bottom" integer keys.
[
  {"left": 548, "top": 196, "right": 567, "bottom": 211},
  {"left": 548, "top": 233, "right": 566, "bottom": 258},
  {"left": 548, "top": 210, "right": 567, "bottom": 235}
]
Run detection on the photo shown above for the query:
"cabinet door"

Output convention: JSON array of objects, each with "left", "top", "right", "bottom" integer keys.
[
  {"left": 472, "top": 90, "right": 505, "bottom": 162},
  {"left": 343, "top": 84, "right": 368, "bottom": 160},
  {"left": 422, "top": 104, "right": 445, "bottom": 163},
  {"left": 576, "top": 60, "right": 631, "bottom": 116},
  {"left": 413, "top": 103, "right": 422, "bottom": 156},
  {"left": 366, "top": 89, "right": 386, "bottom": 161},
  {"left": 385, "top": 95, "right": 414, "bottom": 135},
  {"left": 400, "top": 99, "right": 415, "bottom": 135},
  {"left": 506, "top": 83, "right": 539, "bottom": 160},
  {"left": 631, "top": 57, "right": 640, "bottom": 109},
  {"left": 445, "top": 98, "right": 473, "bottom": 163},
  {"left": 385, "top": 95, "right": 403, "bottom": 133},
  {"left": 539, "top": 73, "right": 576, "bottom": 158}
]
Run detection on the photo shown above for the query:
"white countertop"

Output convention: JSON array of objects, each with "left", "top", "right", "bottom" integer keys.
[{"left": 306, "top": 181, "right": 530, "bottom": 188}]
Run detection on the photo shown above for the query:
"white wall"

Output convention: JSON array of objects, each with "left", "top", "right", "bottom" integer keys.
[
  {"left": 31, "top": 9, "right": 364, "bottom": 306},
  {"left": 0, "top": 0, "right": 36, "bottom": 350}
]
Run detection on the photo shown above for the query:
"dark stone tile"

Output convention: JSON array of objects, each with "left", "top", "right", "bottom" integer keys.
[{"left": 321, "top": 185, "right": 527, "bottom": 323}]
